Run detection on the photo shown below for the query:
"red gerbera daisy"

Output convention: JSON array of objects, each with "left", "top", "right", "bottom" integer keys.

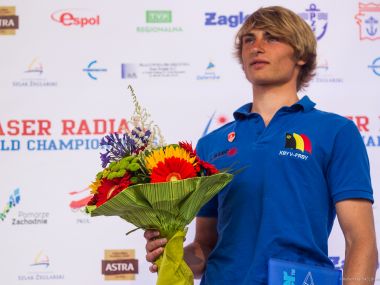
[
  {"left": 150, "top": 157, "right": 197, "bottom": 183},
  {"left": 94, "top": 172, "right": 132, "bottom": 206},
  {"left": 198, "top": 159, "right": 219, "bottom": 175},
  {"left": 178, "top": 141, "right": 197, "bottom": 157}
]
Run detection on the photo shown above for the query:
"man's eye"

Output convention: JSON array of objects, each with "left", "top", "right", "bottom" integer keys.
[
  {"left": 243, "top": 37, "right": 254, "bottom": 44},
  {"left": 266, "top": 35, "right": 279, "bottom": 42}
]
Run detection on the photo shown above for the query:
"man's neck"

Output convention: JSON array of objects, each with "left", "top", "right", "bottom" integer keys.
[{"left": 251, "top": 84, "right": 299, "bottom": 126}]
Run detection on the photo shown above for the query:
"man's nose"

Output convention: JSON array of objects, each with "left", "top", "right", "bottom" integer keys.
[{"left": 252, "top": 38, "right": 264, "bottom": 54}]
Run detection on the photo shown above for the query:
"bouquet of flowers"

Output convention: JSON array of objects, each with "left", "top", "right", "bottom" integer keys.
[{"left": 86, "top": 85, "right": 233, "bottom": 285}]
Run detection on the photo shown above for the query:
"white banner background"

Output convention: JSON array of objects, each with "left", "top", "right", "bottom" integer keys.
[{"left": 0, "top": 0, "right": 379, "bottom": 284}]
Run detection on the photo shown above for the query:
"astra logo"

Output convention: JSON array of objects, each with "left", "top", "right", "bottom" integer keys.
[
  {"left": 102, "top": 249, "right": 138, "bottom": 280},
  {"left": 51, "top": 9, "right": 100, "bottom": 28},
  {"left": 0, "top": 6, "right": 19, "bottom": 35},
  {"left": 204, "top": 12, "right": 249, "bottom": 28}
]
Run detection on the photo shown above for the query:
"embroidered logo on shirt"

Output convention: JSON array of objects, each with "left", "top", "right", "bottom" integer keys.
[
  {"left": 285, "top": 133, "right": 312, "bottom": 153},
  {"left": 211, "top": 147, "right": 237, "bottom": 161},
  {"left": 227, "top": 131, "right": 235, "bottom": 142},
  {"left": 279, "top": 133, "right": 312, "bottom": 161}
]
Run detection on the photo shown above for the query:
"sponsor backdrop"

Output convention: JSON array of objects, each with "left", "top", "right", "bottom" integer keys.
[{"left": 0, "top": 0, "right": 379, "bottom": 284}]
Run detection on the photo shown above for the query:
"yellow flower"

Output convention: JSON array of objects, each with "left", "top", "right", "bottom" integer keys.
[
  {"left": 145, "top": 145, "right": 196, "bottom": 172},
  {"left": 89, "top": 180, "right": 101, "bottom": 194}
]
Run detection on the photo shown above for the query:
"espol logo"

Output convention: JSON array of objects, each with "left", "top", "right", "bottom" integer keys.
[{"left": 51, "top": 9, "right": 100, "bottom": 28}]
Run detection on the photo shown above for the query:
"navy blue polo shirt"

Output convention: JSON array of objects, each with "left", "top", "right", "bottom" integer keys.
[{"left": 196, "top": 96, "right": 373, "bottom": 285}]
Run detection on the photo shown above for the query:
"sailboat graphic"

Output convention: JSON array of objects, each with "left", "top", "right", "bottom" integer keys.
[
  {"left": 303, "top": 272, "right": 315, "bottom": 285},
  {"left": 30, "top": 251, "right": 49, "bottom": 268}
]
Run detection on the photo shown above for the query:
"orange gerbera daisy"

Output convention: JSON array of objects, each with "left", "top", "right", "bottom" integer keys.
[{"left": 145, "top": 145, "right": 197, "bottom": 183}]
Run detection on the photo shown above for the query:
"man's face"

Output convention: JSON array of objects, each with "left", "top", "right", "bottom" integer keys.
[{"left": 241, "top": 29, "right": 305, "bottom": 88}]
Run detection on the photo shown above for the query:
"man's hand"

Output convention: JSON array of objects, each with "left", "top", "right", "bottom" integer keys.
[{"left": 144, "top": 230, "right": 167, "bottom": 273}]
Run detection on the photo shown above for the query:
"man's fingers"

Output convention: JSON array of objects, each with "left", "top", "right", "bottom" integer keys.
[
  {"left": 144, "top": 230, "right": 160, "bottom": 241},
  {"left": 145, "top": 238, "right": 167, "bottom": 252},
  {"left": 149, "top": 263, "right": 158, "bottom": 273},
  {"left": 146, "top": 247, "right": 164, "bottom": 263}
]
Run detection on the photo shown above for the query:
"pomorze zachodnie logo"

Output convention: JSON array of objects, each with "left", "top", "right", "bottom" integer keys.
[
  {"left": 298, "top": 3, "right": 328, "bottom": 40},
  {"left": 204, "top": 11, "right": 249, "bottom": 28},
  {"left": 51, "top": 9, "right": 100, "bottom": 28},
  {"left": 0, "top": 6, "right": 19, "bottom": 35},
  {"left": 368, "top": 57, "right": 380, "bottom": 76},
  {"left": 355, "top": 2, "right": 380, "bottom": 41},
  {"left": 0, "top": 188, "right": 20, "bottom": 221},
  {"left": 83, "top": 60, "right": 107, "bottom": 80}
]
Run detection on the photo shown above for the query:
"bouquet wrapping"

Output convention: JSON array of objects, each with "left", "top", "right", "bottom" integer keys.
[{"left": 86, "top": 86, "right": 232, "bottom": 285}]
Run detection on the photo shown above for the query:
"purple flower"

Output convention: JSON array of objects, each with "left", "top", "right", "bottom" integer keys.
[{"left": 99, "top": 128, "right": 151, "bottom": 168}]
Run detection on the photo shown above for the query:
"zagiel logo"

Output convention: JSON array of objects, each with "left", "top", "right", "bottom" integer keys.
[
  {"left": 368, "top": 57, "right": 380, "bottom": 76},
  {"left": 204, "top": 12, "right": 249, "bottom": 28},
  {"left": 285, "top": 133, "right": 312, "bottom": 154},
  {"left": 298, "top": 4, "right": 328, "bottom": 40},
  {"left": 0, "top": 188, "right": 20, "bottom": 221},
  {"left": 355, "top": 3, "right": 380, "bottom": 41},
  {"left": 0, "top": 6, "right": 19, "bottom": 35},
  {"left": 102, "top": 249, "right": 138, "bottom": 280},
  {"left": 51, "top": 9, "right": 100, "bottom": 28},
  {"left": 196, "top": 62, "right": 221, "bottom": 80},
  {"left": 83, "top": 60, "right": 107, "bottom": 80}
]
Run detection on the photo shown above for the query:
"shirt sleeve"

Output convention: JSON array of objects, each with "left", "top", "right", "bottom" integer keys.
[
  {"left": 327, "top": 120, "right": 374, "bottom": 204},
  {"left": 195, "top": 138, "right": 219, "bottom": 217}
]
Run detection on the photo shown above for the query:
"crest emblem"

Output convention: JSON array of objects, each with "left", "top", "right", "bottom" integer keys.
[
  {"left": 355, "top": 3, "right": 380, "bottom": 40},
  {"left": 299, "top": 4, "right": 328, "bottom": 40}
]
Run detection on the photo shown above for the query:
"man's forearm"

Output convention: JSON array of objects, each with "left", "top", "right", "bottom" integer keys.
[
  {"left": 343, "top": 239, "right": 378, "bottom": 284},
  {"left": 184, "top": 241, "right": 211, "bottom": 279}
]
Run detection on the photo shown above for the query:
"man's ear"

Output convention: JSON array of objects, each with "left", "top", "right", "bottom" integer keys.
[{"left": 296, "top": 59, "right": 306, "bottom": 66}]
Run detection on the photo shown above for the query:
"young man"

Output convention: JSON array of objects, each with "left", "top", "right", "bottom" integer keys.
[{"left": 145, "top": 6, "right": 378, "bottom": 284}]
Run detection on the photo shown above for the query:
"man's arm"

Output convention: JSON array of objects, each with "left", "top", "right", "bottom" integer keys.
[
  {"left": 184, "top": 217, "right": 218, "bottom": 279},
  {"left": 336, "top": 199, "right": 378, "bottom": 284}
]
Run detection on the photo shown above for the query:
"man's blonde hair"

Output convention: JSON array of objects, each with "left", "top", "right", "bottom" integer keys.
[{"left": 235, "top": 6, "right": 317, "bottom": 91}]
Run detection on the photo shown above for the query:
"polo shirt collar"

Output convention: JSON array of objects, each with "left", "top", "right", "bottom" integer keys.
[{"left": 233, "top": 96, "right": 316, "bottom": 120}]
